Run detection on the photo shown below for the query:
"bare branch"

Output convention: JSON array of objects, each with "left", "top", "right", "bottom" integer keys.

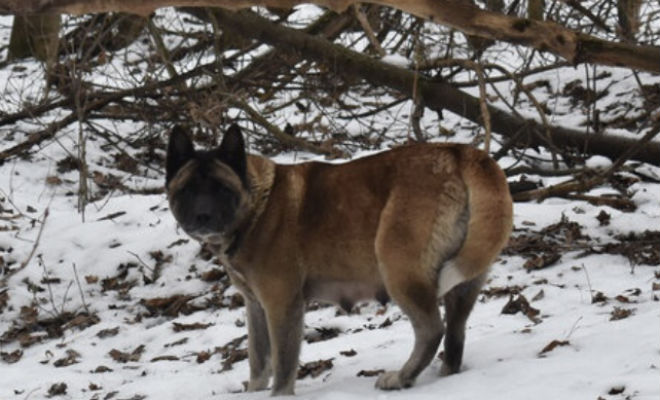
[{"left": 3, "top": 0, "right": 659, "bottom": 73}]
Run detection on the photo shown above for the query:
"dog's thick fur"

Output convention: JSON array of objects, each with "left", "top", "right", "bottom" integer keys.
[{"left": 166, "top": 124, "right": 513, "bottom": 396}]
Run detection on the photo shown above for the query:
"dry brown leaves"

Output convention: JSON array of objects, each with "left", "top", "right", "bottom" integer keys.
[
  {"left": 506, "top": 215, "right": 660, "bottom": 271},
  {"left": 109, "top": 345, "right": 145, "bottom": 363},
  {"left": 298, "top": 358, "right": 334, "bottom": 379},
  {"left": 0, "top": 287, "right": 8, "bottom": 314},
  {"left": 357, "top": 369, "right": 385, "bottom": 377},
  {"left": 504, "top": 215, "right": 588, "bottom": 271},
  {"left": 214, "top": 335, "right": 248, "bottom": 370},
  {"left": 610, "top": 307, "right": 634, "bottom": 321},
  {"left": 305, "top": 327, "right": 341, "bottom": 343},
  {"left": 539, "top": 339, "right": 570, "bottom": 356},
  {"left": 101, "top": 262, "right": 138, "bottom": 293},
  {"left": 200, "top": 267, "right": 227, "bottom": 282},
  {"left": 340, "top": 349, "right": 357, "bottom": 357},
  {"left": 501, "top": 294, "right": 541, "bottom": 323},
  {"left": 140, "top": 295, "right": 197, "bottom": 317},
  {"left": 47, "top": 382, "right": 67, "bottom": 397},
  {"left": 151, "top": 355, "right": 180, "bottom": 362},
  {"left": 221, "top": 348, "right": 248, "bottom": 371},
  {"left": 97, "top": 327, "right": 120, "bottom": 339},
  {"left": 172, "top": 322, "right": 213, "bottom": 332},
  {"left": 0, "top": 309, "right": 98, "bottom": 348},
  {"left": 482, "top": 284, "right": 527, "bottom": 299},
  {"left": 596, "top": 231, "right": 660, "bottom": 266},
  {"left": 92, "top": 365, "right": 113, "bottom": 373},
  {"left": 0, "top": 349, "right": 23, "bottom": 364},
  {"left": 54, "top": 349, "right": 81, "bottom": 367}
]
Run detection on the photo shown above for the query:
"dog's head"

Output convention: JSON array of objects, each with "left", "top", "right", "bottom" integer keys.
[{"left": 165, "top": 124, "right": 250, "bottom": 244}]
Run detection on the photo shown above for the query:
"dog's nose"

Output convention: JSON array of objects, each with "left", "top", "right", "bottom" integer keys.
[{"left": 195, "top": 213, "right": 212, "bottom": 226}]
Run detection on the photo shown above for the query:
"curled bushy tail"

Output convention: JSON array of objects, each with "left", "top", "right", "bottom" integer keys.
[{"left": 439, "top": 148, "right": 512, "bottom": 296}]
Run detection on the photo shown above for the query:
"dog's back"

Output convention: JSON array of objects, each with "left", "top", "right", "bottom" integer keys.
[{"left": 245, "top": 143, "right": 511, "bottom": 299}]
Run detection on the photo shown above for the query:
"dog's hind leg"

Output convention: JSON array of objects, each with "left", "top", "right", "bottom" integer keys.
[
  {"left": 440, "top": 273, "right": 486, "bottom": 376},
  {"left": 374, "top": 273, "right": 443, "bottom": 390},
  {"left": 373, "top": 198, "right": 447, "bottom": 390}
]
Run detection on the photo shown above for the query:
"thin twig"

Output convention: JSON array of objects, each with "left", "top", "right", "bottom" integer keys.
[
  {"left": 38, "top": 255, "right": 60, "bottom": 317},
  {"left": 418, "top": 58, "right": 492, "bottom": 151},
  {"left": 226, "top": 95, "right": 346, "bottom": 157},
  {"left": 72, "top": 263, "right": 90, "bottom": 314},
  {"left": 127, "top": 251, "right": 155, "bottom": 276},
  {"left": 17, "top": 208, "right": 49, "bottom": 272},
  {"left": 352, "top": 4, "right": 385, "bottom": 57}
]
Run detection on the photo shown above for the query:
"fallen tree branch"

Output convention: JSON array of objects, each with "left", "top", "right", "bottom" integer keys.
[
  {"left": 512, "top": 121, "right": 660, "bottom": 202},
  {"left": 210, "top": 10, "right": 660, "bottom": 166},
  {"left": 4, "top": 0, "right": 659, "bottom": 74}
]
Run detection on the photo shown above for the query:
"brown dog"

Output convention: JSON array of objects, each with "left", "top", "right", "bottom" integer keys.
[{"left": 166, "top": 124, "right": 512, "bottom": 396}]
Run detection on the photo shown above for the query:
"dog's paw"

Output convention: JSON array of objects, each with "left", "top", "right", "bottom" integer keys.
[
  {"left": 375, "top": 371, "right": 413, "bottom": 390},
  {"left": 439, "top": 362, "right": 460, "bottom": 377}
]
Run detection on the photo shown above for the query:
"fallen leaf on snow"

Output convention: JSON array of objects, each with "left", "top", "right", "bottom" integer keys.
[
  {"left": 221, "top": 348, "right": 248, "bottom": 371},
  {"left": 172, "top": 322, "right": 213, "bottom": 332},
  {"left": 340, "top": 349, "right": 357, "bottom": 357},
  {"left": 196, "top": 351, "right": 211, "bottom": 364},
  {"left": 481, "top": 285, "right": 526, "bottom": 299},
  {"left": 591, "top": 291, "right": 608, "bottom": 304},
  {"left": 0, "top": 349, "right": 23, "bottom": 364},
  {"left": 523, "top": 253, "right": 561, "bottom": 271},
  {"left": 54, "top": 349, "right": 81, "bottom": 367},
  {"left": 608, "top": 385, "right": 625, "bottom": 395},
  {"left": 47, "top": 382, "right": 67, "bottom": 397},
  {"left": 200, "top": 268, "right": 226, "bottom": 282},
  {"left": 164, "top": 337, "right": 188, "bottom": 348},
  {"left": 305, "top": 327, "right": 340, "bottom": 343},
  {"left": 539, "top": 340, "right": 570, "bottom": 356},
  {"left": 501, "top": 294, "right": 541, "bottom": 323},
  {"left": 109, "top": 345, "right": 145, "bottom": 363},
  {"left": 215, "top": 335, "right": 248, "bottom": 370},
  {"left": 357, "top": 369, "right": 385, "bottom": 377},
  {"left": 615, "top": 295, "right": 634, "bottom": 304},
  {"left": 596, "top": 210, "right": 611, "bottom": 226},
  {"left": 298, "top": 358, "right": 334, "bottom": 379},
  {"left": 610, "top": 307, "right": 634, "bottom": 321},
  {"left": 140, "top": 295, "right": 196, "bottom": 317},
  {"left": 91, "top": 365, "right": 113, "bottom": 373},
  {"left": 97, "top": 327, "right": 120, "bottom": 338},
  {"left": 151, "top": 355, "right": 179, "bottom": 362},
  {"left": 531, "top": 289, "right": 545, "bottom": 301}
]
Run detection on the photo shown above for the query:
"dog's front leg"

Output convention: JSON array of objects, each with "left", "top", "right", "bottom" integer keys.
[
  {"left": 246, "top": 299, "right": 272, "bottom": 391},
  {"left": 263, "top": 291, "right": 304, "bottom": 396}
]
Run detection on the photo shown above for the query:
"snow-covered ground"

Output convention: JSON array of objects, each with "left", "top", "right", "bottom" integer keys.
[
  {"left": 1, "top": 132, "right": 659, "bottom": 399},
  {"left": 1, "top": 7, "right": 660, "bottom": 400}
]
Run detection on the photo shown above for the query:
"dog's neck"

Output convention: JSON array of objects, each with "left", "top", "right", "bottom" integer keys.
[
  {"left": 246, "top": 155, "right": 276, "bottom": 220},
  {"left": 222, "top": 155, "right": 275, "bottom": 257}
]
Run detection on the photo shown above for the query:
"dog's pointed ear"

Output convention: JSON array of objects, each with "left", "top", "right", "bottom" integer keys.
[
  {"left": 216, "top": 124, "right": 247, "bottom": 185},
  {"left": 166, "top": 125, "right": 194, "bottom": 185}
]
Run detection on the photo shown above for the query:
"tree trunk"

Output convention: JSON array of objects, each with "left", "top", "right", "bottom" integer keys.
[{"left": 8, "top": 14, "right": 60, "bottom": 63}]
